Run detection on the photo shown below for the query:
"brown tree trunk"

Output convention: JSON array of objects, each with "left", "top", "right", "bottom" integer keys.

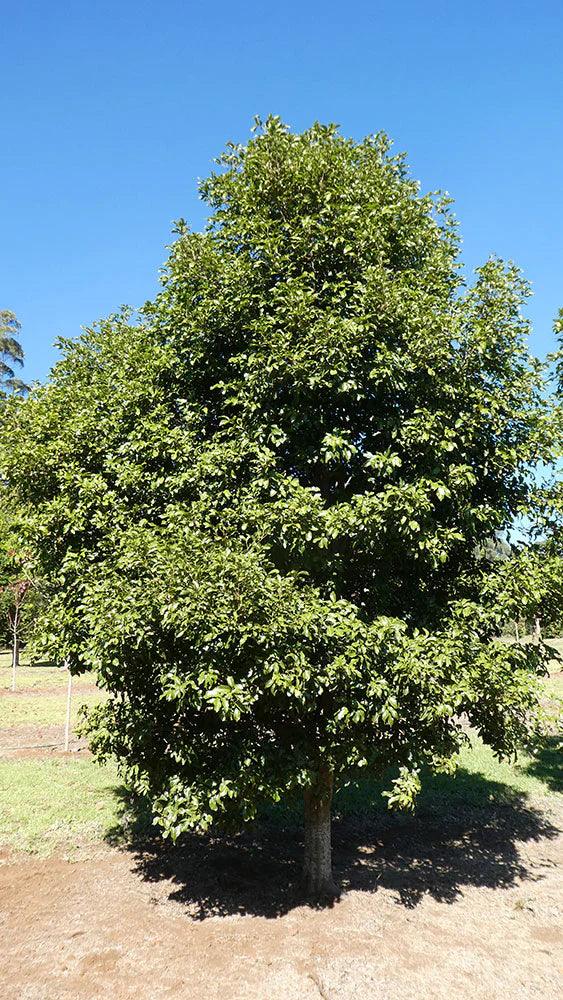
[{"left": 302, "top": 765, "right": 339, "bottom": 900}]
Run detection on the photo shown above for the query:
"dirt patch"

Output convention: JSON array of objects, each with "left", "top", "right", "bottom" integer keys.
[
  {"left": 0, "top": 684, "right": 98, "bottom": 698},
  {"left": 0, "top": 724, "right": 90, "bottom": 757},
  {"left": 0, "top": 803, "right": 561, "bottom": 1000}
]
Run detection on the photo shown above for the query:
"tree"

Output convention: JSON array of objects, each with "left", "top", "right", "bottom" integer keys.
[
  {"left": 529, "top": 310, "right": 563, "bottom": 637},
  {"left": 0, "top": 313, "right": 32, "bottom": 681},
  {"left": 1, "top": 119, "right": 558, "bottom": 898},
  {"left": 0, "top": 311, "right": 28, "bottom": 398},
  {"left": 0, "top": 497, "right": 36, "bottom": 688}
]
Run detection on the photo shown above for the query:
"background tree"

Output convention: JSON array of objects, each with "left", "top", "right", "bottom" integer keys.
[
  {"left": 0, "top": 311, "right": 28, "bottom": 398},
  {"left": 1, "top": 119, "right": 558, "bottom": 898},
  {"left": 0, "top": 312, "right": 32, "bottom": 683},
  {"left": 531, "top": 311, "right": 563, "bottom": 637},
  {"left": 0, "top": 496, "right": 37, "bottom": 688}
]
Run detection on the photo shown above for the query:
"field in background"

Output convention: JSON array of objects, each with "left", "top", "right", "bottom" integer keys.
[
  {"left": 0, "top": 652, "right": 112, "bottom": 851},
  {"left": 0, "top": 648, "right": 98, "bottom": 688}
]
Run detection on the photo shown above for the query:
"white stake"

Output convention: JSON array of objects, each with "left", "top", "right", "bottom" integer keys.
[
  {"left": 64, "top": 666, "right": 72, "bottom": 752},
  {"left": 11, "top": 611, "right": 19, "bottom": 692}
]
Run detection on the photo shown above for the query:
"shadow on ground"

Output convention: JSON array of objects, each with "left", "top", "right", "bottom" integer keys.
[
  {"left": 522, "top": 736, "right": 562, "bottom": 793},
  {"left": 106, "top": 764, "right": 561, "bottom": 921}
]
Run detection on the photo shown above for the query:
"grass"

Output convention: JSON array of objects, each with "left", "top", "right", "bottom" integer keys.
[
  {"left": 0, "top": 652, "right": 104, "bottom": 728},
  {"left": 1, "top": 666, "right": 72, "bottom": 690},
  {"left": 546, "top": 636, "right": 563, "bottom": 663},
  {"left": 0, "top": 656, "right": 560, "bottom": 856},
  {"left": 266, "top": 734, "right": 563, "bottom": 828},
  {"left": 0, "top": 692, "right": 105, "bottom": 728},
  {"left": 459, "top": 736, "right": 561, "bottom": 795},
  {"left": 0, "top": 757, "right": 120, "bottom": 854},
  {"left": 0, "top": 667, "right": 97, "bottom": 691},
  {"left": 0, "top": 732, "right": 560, "bottom": 856},
  {"left": 0, "top": 655, "right": 97, "bottom": 691}
]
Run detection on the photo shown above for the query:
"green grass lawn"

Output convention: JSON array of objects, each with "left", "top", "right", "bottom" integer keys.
[
  {"left": 0, "top": 732, "right": 560, "bottom": 855},
  {"left": 0, "top": 692, "right": 105, "bottom": 728},
  {"left": 546, "top": 636, "right": 563, "bottom": 661},
  {"left": 0, "top": 652, "right": 104, "bottom": 728},
  {"left": 0, "top": 653, "right": 560, "bottom": 856},
  {"left": 0, "top": 757, "right": 120, "bottom": 854},
  {"left": 332, "top": 736, "right": 562, "bottom": 822},
  {"left": 0, "top": 651, "right": 97, "bottom": 691},
  {"left": 1, "top": 666, "right": 70, "bottom": 690}
]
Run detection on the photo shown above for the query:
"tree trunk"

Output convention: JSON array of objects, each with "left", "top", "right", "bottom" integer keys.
[
  {"left": 534, "top": 617, "right": 541, "bottom": 640},
  {"left": 302, "top": 765, "right": 339, "bottom": 900}
]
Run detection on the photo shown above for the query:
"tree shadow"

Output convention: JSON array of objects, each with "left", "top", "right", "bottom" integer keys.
[
  {"left": 106, "top": 767, "right": 561, "bottom": 920},
  {"left": 521, "top": 736, "right": 562, "bottom": 793}
]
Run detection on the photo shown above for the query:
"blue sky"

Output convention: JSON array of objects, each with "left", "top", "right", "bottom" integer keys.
[{"left": 2, "top": 0, "right": 562, "bottom": 385}]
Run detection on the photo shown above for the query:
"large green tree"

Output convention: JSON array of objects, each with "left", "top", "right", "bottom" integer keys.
[{"left": 1, "top": 119, "right": 558, "bottom": 897}]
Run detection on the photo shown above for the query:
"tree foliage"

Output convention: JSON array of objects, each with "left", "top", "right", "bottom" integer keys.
[
  {"left": 531, "top": 310, "right": 563, "bottom": 635},
  {"left": 1, "top": 119, "right": 559, "bottom": 889},
  {"left": 0, "top": 311, "right": 28, "bottom": 398},
  {"left": 0, "top": 496, "right": 38, "bottom": 652}
]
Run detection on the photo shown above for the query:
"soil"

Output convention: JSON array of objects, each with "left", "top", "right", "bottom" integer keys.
[
  {"left": 0, "top": 803, "right": 561, "bottom": 1000},
  {"left": 0, "top": 724, "right": 89, "bottom": 756},
  {"left": 0, "top": 684, "right": 100, "bottom": 700},
  {"left": 0, "top": 685, "right": 99, "bottom": 698}
]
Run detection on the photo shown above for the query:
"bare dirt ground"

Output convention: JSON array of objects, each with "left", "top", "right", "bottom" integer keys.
[
  {"left": 0, "top": 685, "right": 98, "bottom": 698},
  {"left": 0, "top": 724, "right": 88, "bottom": 755},
  {"left": 1, "top": 802, "right": 561, "bottom": 1000}
]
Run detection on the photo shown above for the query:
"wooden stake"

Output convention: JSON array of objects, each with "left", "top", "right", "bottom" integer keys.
[{"left": 64, "top": 667, "right": 72, "bottom": 752}]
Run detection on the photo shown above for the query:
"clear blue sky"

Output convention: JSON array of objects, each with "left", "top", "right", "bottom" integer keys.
[{"left": 2, "top": 0, "right": 562, "bottom": 385}]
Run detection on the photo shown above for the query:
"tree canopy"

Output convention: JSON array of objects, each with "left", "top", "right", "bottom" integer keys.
[
  {"left": 1, "top": 118, "right": 559, "bottom": 897},
  {"left": 0, "top": 310, "right": 28, "bottom": 398}
]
